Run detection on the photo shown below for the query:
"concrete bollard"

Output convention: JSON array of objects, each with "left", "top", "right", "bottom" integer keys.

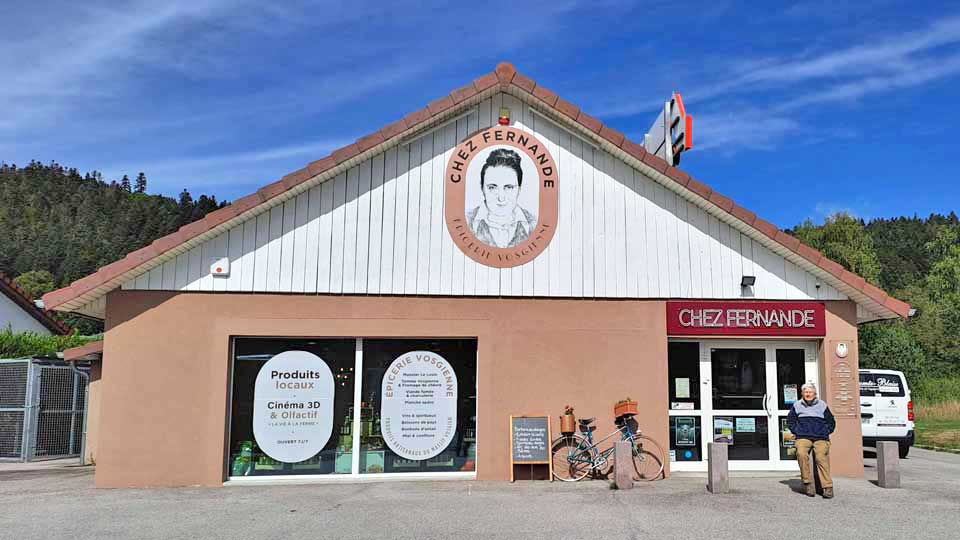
[
  {"left": 614, "top": 440, "right": 634, "bottom": 490},
  {"left": 876, "top": 441, "right": 901, "bottom": 488},
  {"left": 707, "top": 442, "right": 729, "bottom": 494}
]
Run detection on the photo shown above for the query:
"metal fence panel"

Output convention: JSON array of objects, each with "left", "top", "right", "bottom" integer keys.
[
  {"left": 33, "top": 365, "right": 86, "bottom": 460},
  {"left": 0, "top": 361, "right": 29, "bottom": 459},
  {"left": 0, "top": 411, "right": 25, "bottom": 458}
]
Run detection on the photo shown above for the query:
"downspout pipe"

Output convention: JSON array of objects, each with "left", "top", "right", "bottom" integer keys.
[{"left": 69, "top": 362, "right": 90, "bottom": 466}]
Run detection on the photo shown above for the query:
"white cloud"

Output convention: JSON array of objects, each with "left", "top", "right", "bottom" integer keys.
[
  {"left": 597, "top": 14, "right": 960, "bottom": 155},
  {"left": 775, "top": 53, "right": 960, "bottom": 110},
  {"left": 688, "top": 111, "right": 801, "bottom": 153},
  {"left": 102, "top": 138, "right": 352, "bottom": 193},
  {"left": 2, "top": 1, "right": 232, "bottom": 100},
  {"left": 812, "top": 201, "right": 873, "bottom": 221}
]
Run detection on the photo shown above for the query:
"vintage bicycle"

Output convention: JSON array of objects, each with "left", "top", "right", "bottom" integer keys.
[{"left": 551, "top": 413, "right": 665, "bottom": 482}]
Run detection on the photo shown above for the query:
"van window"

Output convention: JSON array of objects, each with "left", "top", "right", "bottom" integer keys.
[
  {"left": 859, "top": 373, "right": 906, "bottom": 397},
  {"left": 874, "top": 374, "right": 905, "bottom": 397}
]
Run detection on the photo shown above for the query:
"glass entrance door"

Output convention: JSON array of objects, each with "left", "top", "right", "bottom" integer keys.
[
  {"left": 710, "top": 347, "right": 772, "bottom": 464},
  {"left": 668, "top": 341, "right": 819, "bottom": 472}
]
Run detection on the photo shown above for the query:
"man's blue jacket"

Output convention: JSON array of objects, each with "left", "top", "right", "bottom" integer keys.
[{"left": 786, "top": 398, "right": 836, "bottom": 441}]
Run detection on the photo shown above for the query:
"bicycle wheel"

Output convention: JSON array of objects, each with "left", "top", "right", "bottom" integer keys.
[
  {"left": 631, "top": 435, "right": 665, "bottom": 481},
  {"left": 551, "top": 434, "right": 593, "bottom": 482}
]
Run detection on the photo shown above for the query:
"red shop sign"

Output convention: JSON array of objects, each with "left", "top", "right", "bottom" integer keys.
[{"left": 666, "top": 301, "right": 825, "bottom": 337}]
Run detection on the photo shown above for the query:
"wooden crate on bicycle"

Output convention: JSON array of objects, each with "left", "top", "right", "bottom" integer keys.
[{"left": 614, "top": 398, "right": 638, "bottom": 418}]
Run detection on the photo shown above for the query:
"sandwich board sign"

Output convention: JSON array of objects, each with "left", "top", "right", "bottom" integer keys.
[{"left": 509, "top": 415, "right": 553, "bottom": 481}]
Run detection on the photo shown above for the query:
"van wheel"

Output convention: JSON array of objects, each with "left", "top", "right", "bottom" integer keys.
[{"left": 899, "top": 443, "right": 910, "bottom": 458}]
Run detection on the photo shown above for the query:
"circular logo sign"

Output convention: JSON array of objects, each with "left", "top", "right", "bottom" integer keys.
[
  {"left": 380, "top": 351, "right": 458, "bottom": 461},
  {"left": 445, "top": 126, "right": 559, "bottom": 268},
  {"left": 252, "top": 350, "right": 335, "bottom": 463}
]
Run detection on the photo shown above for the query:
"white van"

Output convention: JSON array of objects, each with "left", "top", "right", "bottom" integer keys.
[{"left": 859, "top": 369, "right": 914, "bottom": 458}]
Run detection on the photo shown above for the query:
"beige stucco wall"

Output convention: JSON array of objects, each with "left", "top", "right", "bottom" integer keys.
[
  {"left": 96, "top": 291, "right": 668, "bottom": 488},
  {"left": 92, "top": 291, "right": 863, "bottom": 488}
]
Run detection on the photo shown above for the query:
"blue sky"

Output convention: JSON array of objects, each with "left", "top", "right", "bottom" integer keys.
[{"left": 2, "top": 1, "right": 958, "bottom": 228}]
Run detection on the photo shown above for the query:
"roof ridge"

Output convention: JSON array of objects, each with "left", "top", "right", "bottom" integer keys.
[{"left": 42, "top": 62, "right": 910, "bottom": 320}]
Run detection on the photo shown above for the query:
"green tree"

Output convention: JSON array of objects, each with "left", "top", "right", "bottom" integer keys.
[
  {"left": 0, "top": 161, "right": 226, "bottom": 293},
  {"left": 13, "top": 270, "right": 56, "bottom": 299},
  {"left": 859, "top": 321, "right": 927, "bottom": 382},
  {"left": 915, "top": 231, "right": 960, "bottom": 373},
  {"left": 135, "top": 172, "right": 147, "bottom": 193},
  {"left": 793, "top": 213, "right": 882, "bottom": 284}
]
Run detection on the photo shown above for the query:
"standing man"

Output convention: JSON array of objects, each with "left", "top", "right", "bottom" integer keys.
[{"left": 786, "top": 383, "right": 836, "bottom": 498}]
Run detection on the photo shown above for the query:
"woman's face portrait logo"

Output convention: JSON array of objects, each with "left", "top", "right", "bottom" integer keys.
[
  {"left": 467, "top": 148, "right": 537, "bottom": 249},
  {"left": 445, "top": 126, "right": 558, "bottom": 268}
]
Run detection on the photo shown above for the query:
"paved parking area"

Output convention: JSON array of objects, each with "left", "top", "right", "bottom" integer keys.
[{"left": 1, "top": 448, "right": 957, "bottom": 540}]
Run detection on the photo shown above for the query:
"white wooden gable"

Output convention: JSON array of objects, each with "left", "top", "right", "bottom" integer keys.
[{"left": 120, "top": 92, "right": 845, "bottom": 303}]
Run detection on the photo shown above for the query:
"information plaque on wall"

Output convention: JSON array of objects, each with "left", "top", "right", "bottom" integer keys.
[
  {"left": 829, "top": 340, "right": 857, "bottom": 418},
  {"left": 509, "top": 415, "right": 552, "bottom": 481}
]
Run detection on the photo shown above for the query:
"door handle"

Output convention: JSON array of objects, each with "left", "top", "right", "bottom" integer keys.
[
  {"left": 762, "top": 394, "right": 772, "bottom": 417},
  {"left": 860, "top": 403, "right": 872, "bottom": 407}
]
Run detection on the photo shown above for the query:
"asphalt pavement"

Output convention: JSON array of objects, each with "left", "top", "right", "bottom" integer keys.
[{"left": 1, "top": 448, "right": 957, "bottom": 540}]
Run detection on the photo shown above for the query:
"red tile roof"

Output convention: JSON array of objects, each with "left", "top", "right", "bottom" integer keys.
[
  {"left": 1, "top": 273, "right": 72, "bottom": 335},
  {"left": 42, "top": 62, "right": 911, "bottom": 320}
]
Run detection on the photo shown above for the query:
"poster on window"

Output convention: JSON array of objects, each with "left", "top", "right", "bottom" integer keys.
[
  {"left": 713, "top": 418, "right": 734, "bottom": 444},
  {"left": 675, "top": 417, "right": 696, "bottom": 447},
  {"left": 381, "top": 351, "right": 458, "bottom": 461},
  {"left": 780, "top": 418, "right": 795, "bottom": 449},
  {"left": 783, "top": 384, "right": 798, "bottom": 405},
  {"left": 252, "top": 350, "right": 335, "bottom": 463},
  {"left": 735, "top": 417, "right": 756, "bottom": 433}
]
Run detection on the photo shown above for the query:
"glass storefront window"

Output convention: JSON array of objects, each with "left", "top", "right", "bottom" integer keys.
[
  {"left": 711, "top": 348, "right": 765, "bottom": 410},
  {"left": 713, "top": 415, "right": 769, "bottom": 460},
  {"left": 360, "top": 339, "right": 477, "bottom": 474},
  {"left": 229, "top": 338, "right": 355, "bottom": 476},
  {"left": 668, "top": 342, "right": 700, "bottom": 410},
  {"left": 775, "top": 349, "right": 805, "bottom": 410},
  {"left": 227, "top": 337, "right": 477, "bottom": 478}
]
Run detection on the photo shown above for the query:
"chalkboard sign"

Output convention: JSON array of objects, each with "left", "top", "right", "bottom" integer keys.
[{"left": 509, "top": 415, "right": 552, "bottom": 481}]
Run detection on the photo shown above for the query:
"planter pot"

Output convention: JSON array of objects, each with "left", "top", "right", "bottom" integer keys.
[
  {"left": 614, "top": 401, "right": 639, "bottom": 418},
  {"left": 560, "top": 414, "right": 577, "bottom": 434}
]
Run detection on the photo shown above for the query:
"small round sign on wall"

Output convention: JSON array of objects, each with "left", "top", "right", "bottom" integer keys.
[
  {"left": 444, "top": 125, "right": 559, "bottom": 268},
  {"left": 380, "top": 351, "right": 458, "bottom": 461},
  {"left": 252, "top": 350, "right": 335, "bottom": 463}
]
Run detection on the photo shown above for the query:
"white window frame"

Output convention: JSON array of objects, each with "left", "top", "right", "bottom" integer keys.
[{"left": 668, "top": 339, "right": 820, "bottom": 473}]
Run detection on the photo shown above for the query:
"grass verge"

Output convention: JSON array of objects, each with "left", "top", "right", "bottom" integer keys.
[{"left": 914, "top": 401, "right": 960, "bottom": 452}]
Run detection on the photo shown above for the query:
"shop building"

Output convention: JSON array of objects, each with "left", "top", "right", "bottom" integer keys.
[{"left": 43, "top": 63, "right": 909, "bottom": 488}]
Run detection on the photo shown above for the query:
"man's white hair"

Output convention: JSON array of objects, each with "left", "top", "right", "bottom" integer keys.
[{"left": 801, "top": 382, "right": 818, "bottom": 393}]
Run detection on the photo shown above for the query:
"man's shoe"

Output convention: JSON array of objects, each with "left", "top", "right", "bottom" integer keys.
[
  {"left": 805, "top": 483, "right": 816, "bottom": 497},
  {"left": 822, "top": 487, "right": 834, "bottom": 499}
]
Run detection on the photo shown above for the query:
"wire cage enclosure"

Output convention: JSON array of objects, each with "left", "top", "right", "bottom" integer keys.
[{"left": 0, "top": 358, "right": 89, "bottom": 462}]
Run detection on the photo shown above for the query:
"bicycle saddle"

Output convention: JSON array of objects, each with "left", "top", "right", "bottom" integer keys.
[{"left": 578, "top": 417, "right": 596, "bottom": 425}]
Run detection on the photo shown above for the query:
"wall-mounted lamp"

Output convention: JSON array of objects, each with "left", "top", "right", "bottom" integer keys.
[{"left": 740, "top": 275, "right": 756, "bottom": 287}]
